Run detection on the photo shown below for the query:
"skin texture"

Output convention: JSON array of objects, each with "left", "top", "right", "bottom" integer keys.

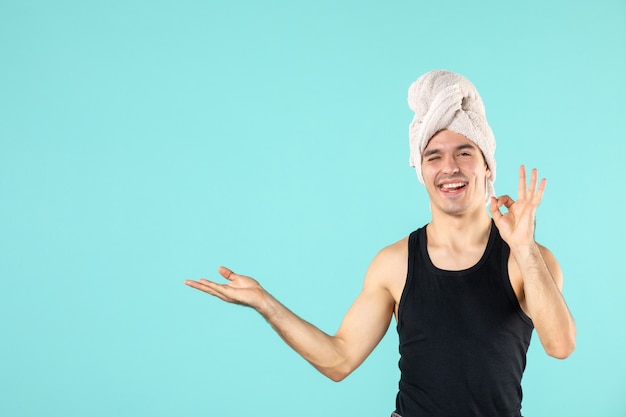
[{"left": 185, "top": 129, "right": 576, "bottom": 381}]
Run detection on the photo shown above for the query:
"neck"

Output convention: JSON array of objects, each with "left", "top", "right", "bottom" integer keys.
[{"left": 427, "top": 208, "right": 492, "bottom": 248}]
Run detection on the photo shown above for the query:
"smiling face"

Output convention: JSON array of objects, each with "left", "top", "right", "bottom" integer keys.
[{"left": 421, "top": 130, "right": 491, "bottom": 217}]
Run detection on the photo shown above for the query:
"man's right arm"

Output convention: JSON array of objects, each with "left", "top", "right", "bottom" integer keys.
[{"left": 185, "top": 244, "right": 402, "bottom": 381}]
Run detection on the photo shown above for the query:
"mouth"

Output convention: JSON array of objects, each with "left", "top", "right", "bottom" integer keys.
[{"left": 438, "top": 182, "right": 468, "bottom": 194}]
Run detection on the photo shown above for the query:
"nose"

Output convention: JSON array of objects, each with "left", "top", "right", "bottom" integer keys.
[{"left": 441, "top": 154, "right": 460, "bottom": 174}]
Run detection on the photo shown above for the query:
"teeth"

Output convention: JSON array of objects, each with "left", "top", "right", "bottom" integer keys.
[{"left": 441, "top": 183, "right": 466, "bottom": 189}]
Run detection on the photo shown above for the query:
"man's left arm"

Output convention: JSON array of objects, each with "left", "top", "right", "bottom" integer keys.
[{"left": 490, "top": 166, "right": 576, "bottom": 359}]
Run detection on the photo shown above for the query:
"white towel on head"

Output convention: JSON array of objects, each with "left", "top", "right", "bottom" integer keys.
[{"left": 408, "top": 70, "right": 496, "bottom": 201}]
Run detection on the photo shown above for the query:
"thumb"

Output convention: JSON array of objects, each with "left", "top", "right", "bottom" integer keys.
[{"left": 218, "top": 266, "right": 236, "bottom": 280}]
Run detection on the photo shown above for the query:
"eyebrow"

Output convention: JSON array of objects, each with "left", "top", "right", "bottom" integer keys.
[{"left": 423, "top": 143, "right": 477, "bottom": 158}]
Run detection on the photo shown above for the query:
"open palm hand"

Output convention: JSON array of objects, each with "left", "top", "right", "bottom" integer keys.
[{"left": 185, "top": 266, "right": 266, "bottom": 309}]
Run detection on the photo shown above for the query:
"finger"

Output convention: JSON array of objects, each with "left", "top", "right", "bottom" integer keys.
[
  {"left": 218, "top": 266, "right": 236, "bottom": 280},
  {"left": 528, "top": 168, "right": 538, "bottom": 197},
  {"left": 533, "top": 177, "right": 547, "bottom": 205},
  {"left": 185, "top": 279, "right": 222, "bottom": 296},
  {"left": 518, "top": 165, "right": 526, "bottom": 200},
  {"left": 489, "top": 197, "right": 502, "bottom": 220},
  {"left": 185, "top": 279, "right": 234, "bottom": 302},
  {"left": 496, "top": 195, "right": 515, "bottom": 210},
  {"left": 186, "top": 278, "right": 219, "bottom": 293},
  {"left": 198, "top": 279, "right": 236, "bottom": 298}
]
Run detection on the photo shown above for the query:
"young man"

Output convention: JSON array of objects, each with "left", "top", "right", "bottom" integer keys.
[{"left": 185, "top": 70, "right": 576, "bottom": 416}]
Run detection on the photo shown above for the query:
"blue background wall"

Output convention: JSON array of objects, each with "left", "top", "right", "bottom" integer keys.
[{"left": 1, "top": 1, "right": 625, "bottom": 416}]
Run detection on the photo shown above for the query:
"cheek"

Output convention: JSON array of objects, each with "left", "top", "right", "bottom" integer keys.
[
  {"left": 461, "top": 160, "right": 487, "bottom": 174},
  {"left": 421, "top": 165, "right": 437, "bottom": 182}
]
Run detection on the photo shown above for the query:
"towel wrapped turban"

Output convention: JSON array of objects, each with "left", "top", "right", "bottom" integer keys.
[{"left": 408, "top": 70, "right": 496, "bottom": 201}]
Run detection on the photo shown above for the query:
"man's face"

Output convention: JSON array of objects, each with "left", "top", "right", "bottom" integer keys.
[{"left": 421, "top": 129, "right": 491, "bottom": 217}]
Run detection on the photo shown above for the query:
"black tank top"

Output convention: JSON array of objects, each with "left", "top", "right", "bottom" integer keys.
[{"left": 395, "top": 222, "right": 533, "bottom": 417}]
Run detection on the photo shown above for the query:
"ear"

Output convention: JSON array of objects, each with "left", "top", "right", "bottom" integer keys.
[{"left": 485, "top": 165, "right": 492, "bottom": 179}]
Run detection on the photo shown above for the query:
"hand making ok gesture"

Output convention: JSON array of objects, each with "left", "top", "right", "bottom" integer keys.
[{"left": 489, "top": 165, "right": 546, "bottom": 247}]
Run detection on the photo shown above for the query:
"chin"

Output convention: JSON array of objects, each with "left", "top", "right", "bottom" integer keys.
[
  {"left": 435, "top": 199, "right": 477, "bottom": 216},
  {"left": 441, "top": 206, "right": 471, "bottom": 216}
]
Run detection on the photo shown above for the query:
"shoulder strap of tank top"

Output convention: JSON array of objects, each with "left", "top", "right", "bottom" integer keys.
[{"left": 398, "top": 226, "right": 426, "bottom": 327}]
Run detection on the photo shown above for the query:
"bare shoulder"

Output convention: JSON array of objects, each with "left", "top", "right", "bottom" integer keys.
[
  {"left": 367, "top": 237, "right": 409, "bottom": 279},
  {"left": 363, "top": 236, "right": 409, "bottom": 307}
]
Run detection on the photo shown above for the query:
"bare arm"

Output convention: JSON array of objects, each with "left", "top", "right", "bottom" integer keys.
[
  {"left": 490, "top": 166, "right": 576, "bottom": 359},
  {"left": 185, "top": 249, "right": 398, "bottom": 381}
]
